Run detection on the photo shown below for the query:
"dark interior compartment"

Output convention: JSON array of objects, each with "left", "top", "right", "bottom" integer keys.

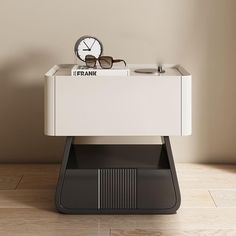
[{"left": 66, "top": 144, "right": 170, "bottom": 169}]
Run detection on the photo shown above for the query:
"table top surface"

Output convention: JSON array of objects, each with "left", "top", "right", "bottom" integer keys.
[{"left": 50, "top": 64, "right": 185, "bottom": 77}]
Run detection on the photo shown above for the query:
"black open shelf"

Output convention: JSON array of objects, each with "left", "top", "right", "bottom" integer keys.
[
  {"left": 66, "top": 144, "right": 170, "bottom": 169},
  {"left": 56, "top": 137, "right": 181, "bottom": 214}
]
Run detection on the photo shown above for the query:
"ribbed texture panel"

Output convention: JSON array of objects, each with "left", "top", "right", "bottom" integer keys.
[{"left": 100, "top": 169, "right": 136, "bottom": 209}]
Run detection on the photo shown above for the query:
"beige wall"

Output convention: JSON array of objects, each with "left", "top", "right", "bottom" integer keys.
[{"left": 0, "top": 0, "right": 236, "bottom": 163}]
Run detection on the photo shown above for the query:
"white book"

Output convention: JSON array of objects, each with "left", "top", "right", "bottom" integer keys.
[{"left": 71, "top": 65, "right": 130, "bottom": 77}]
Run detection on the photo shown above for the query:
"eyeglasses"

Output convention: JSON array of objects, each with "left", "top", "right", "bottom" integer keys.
[{"left": 85, "top": 55, "right": 126, "bottom": 69}]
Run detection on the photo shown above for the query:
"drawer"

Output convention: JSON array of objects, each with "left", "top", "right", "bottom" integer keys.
[
  {"left": 59, "top": 169, "right": 177, "bottom": 211},
  {"left": 56, "top": 77, "right": 181, "bottom": 135},
  {"left": 44, "top": 64, "right": 191, "bottom": 136}
]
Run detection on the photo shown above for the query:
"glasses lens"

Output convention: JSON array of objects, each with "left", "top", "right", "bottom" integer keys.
[
  {"left": 99, "top": 56, "right": 113, "bottom": 69},
  {"left": 85, "top": 55, "right": 96, "bottom": 68}
]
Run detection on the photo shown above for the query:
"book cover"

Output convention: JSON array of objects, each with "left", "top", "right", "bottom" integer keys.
[{"left": 71, "top": 65, "right": 130, "bottom": 77}]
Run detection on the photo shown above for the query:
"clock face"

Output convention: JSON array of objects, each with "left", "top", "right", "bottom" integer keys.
[{"left": 74, "top": 36, "right": 103, "bottom": 61}]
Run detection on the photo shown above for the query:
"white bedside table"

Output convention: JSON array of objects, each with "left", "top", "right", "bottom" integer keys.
[{"left": 45, "top": 64, "right": 192, "bottom": 214}]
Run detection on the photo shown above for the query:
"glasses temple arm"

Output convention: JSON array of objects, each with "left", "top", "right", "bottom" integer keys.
[{"left": 113, "top": 59, "right": 127, "bottom": 66}]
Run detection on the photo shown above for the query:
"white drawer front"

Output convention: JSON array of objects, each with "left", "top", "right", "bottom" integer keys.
[{"left": 54, "top": 77, "right": 182, "bottom": 136}]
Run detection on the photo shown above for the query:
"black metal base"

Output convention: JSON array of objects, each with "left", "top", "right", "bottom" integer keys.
[{"left": 55, "top": 136, "right": 181, "bottom": 214}]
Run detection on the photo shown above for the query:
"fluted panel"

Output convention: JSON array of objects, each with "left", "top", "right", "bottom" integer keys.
[{"left": 100, "top": 169, "right": 136, "bottom": 209}]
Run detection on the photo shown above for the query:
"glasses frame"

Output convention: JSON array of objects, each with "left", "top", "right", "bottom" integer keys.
[{"left": 85, "top": 55, "right": 126, "bottom": 69}]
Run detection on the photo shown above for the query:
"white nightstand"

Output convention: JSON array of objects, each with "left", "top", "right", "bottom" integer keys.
[{"left": 45, "top": 64, "right": 192, "bottom": 214}]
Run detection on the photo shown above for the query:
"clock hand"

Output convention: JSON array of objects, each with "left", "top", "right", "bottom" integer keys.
[
  {"left": 83, "top": 49, "right": 91, "bottom": 51},
  {"left": 83, "top": 41, "right": 91, "bottom": 50},
  {"left": 90, "top": 39, "right": 96, "bottom": 49}
]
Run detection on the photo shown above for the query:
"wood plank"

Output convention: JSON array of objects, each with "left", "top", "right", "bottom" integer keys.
[
  {"left": 0, "top": 164, "right": 60, "bottom": 176},
  {"left": 176, "top": 164, "right": 236, "bottom": 189},
  {"left": 176, "top": 164, "right": 236, "bottom": 174},
  {"left": 0, "top": 208, "right": 235, "bottom": 230},
  {"left": 210, "top": 189, "right": 236, "bottom": 207},
  {"left": 181, "top": 189, "right": 215, "bottom": 208},
  {"left": 111, "top": 229, "right": 236, "bottom": 236},
  {"left": 17, "top": 174, "right": 58, "bottom": 189},
  {"left": 0, "top": 190, "right": 54, "bottom": 208},
  {"left": 0, "top": 228, "right": 109, "bottom": 236},
  {"left": 95, "top": 208, "right": 236, "bottom": 229},
  {"left": 0, "top": 175, "right": 22, "bottom": 190}
]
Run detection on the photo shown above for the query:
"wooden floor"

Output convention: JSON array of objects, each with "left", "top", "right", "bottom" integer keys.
[{"left": 0, "top": 164, "right": 236, "bottom": 236}]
